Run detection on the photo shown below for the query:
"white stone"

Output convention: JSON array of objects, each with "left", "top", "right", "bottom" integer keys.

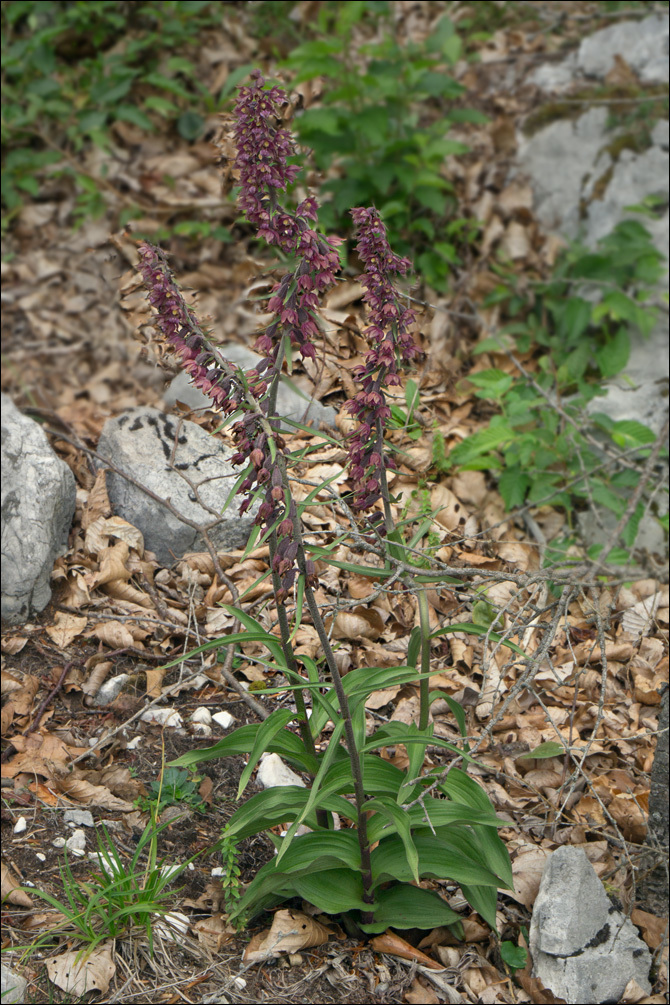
[
  {"left": 64, "top": 829, "right": 87, "bottom": 857},
  {"left": 256, "top": 752, "right": 305, "bottom": 789},
  {"left": 190, "top": 707, "right": 212, "bottom": 725},
  {"left": 212, "top": 710, "right": 235, "bottom": 729},
  {"left": 13, "top": 817, "right": 26, "bottom": 835},
  {"left": 94, "top": 674, "right": 130, "bottom": 706},
  {"left": 140, "top": 707, "right": 183, "bottom": 727}
]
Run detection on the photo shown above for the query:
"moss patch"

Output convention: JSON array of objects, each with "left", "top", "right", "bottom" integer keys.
[{"left": 523, "top": 83, "right": 669, "bottom": 138}]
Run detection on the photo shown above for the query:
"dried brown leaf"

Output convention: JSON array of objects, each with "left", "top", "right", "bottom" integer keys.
[
  {"left": 46, "top": 943, "right": 115, "bottom": 996},
  {"left": 405, "top": 977, "right": 441, "bottom": 1004},
  {"left": 45, "top": 612, "right": 88, "bottom": 648},
  {"left": 1, "top": 861, "right": 32, "bottom": 907},
  {"left": 370, "top": 929, "right": 443, "bottom": 970},
  {"left": 57, "top": 776, "right": 135, "bottom": 811},
  {"left": 1, "top": 635, "right": 28, "bottom": 654},
  {"left": 243, "top": 909, "right": 332, "bottom": 962},
  {"left": 89, "top": 621, "right": 136, "bottom": 648},
  {"left": 81, "top": 469, "right": 111, "bottom": 530},
  {"left": 332, "top": 606, "right": 384, "bottom": 641},
  {"left": 630, "top": 909, "right": 667, "bottom": 950}
]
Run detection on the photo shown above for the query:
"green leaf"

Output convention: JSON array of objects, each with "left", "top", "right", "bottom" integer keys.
[
  {"left": 371, "top": 832, "right": 504, "bottom": 889},
  {"left": 498, "top": 469, "right": 531, "bottom": 509},
  {"left": 291, "top": 868, "right": 370, "bottom": 914},
  {"left": 276, "top": 720, "right": 346, "bottom": 863},
  {"left": 360, "top": 883, "right": 462, "bottom": 934},
  {"left": 448, "top": 424, "right": 515, "bottom": 467},
  {"left": 610, "top": 419, "right": 656, "bottom": 450},
  {"left": 365, "top": 797, "right": 419, "bottom": 884},
  {"left": 223, "top": 787, "right": 354, "bottom": 842},
  {"left": 596, "top": 326, "right": 630, "bottom": 378},
  {"left": 501, "top": 940, "right": 528, "bottom": 970},
  {"left": 168, "top": 723, "right": 318, "bottom": 775},
  {"left": 429, "top": 623, "right": 525, "bottom": 657},
  {"left": 274, "top": 831, "right": 362, "bottom": 875},
  {"left": 459, "top": 882, "right": 498, "bottom": 930},
  {"left": 519, "top": 741, "right": 565, "bottom": 760}
]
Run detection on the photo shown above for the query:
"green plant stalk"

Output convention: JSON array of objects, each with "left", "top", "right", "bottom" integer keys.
[
  {"left": 417, "top": 587, "right": 431, "bottom": 730},
  {"left": 264, "top": 352, "right": 320, "bottom": 770},
  {"left": 280, "top": 466, "right": 375, "bottom": 918}
]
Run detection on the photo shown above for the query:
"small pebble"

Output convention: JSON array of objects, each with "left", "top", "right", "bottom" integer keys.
[
  {"left": 190, "top": 706, "right": 212, "bottom": 725},
  {"left": 64, "top": 809, "right": 94, "bottom": 828},
  {"left": 13, "top": 816, "right": 27, "bottom": 834},
  {"left": 212, "top": 710, "right": 235, "bottom": 729},
  {"left": 140, "top": 708, "right": 183, "bottom": 727},
  {"left": 36, "top": 852, "right": 46, "bottom": 862}
]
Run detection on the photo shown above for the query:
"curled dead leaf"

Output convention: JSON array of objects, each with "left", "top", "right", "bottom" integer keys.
[
  {"left": 1, "top": 861, "right": 33, "bottom": 907},
  {"left": 332, "top": 606, "right": 384, "bottom": 641},
  {"left": 370, "top": 929, "right": 444, "bottom": 970},
  {"left": 243, "top": 909, "right": 332, "bottom": 962}
]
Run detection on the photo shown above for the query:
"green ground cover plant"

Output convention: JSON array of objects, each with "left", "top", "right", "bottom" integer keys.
[
  {"left": 1, "top": 0, "right": 242, "bottom": 229},
  {"left": 446, "top": 206, "right": 667, "bottom": 563},
  {"left": 282, "top": 4, "right": 486, "bottom": 290},
  {"left": 136, "top": 70, "right": 514, "bottom": 935}
]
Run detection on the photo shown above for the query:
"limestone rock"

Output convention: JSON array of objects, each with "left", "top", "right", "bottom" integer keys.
[
  {"left": 1, "top": 394, "right": 75, "bottom": 624},
  {"left": 96, "top": 407, "right": 258, "bottom": 566},
  {"left": 164, "top": 342, "right": 337, "bottom": 429},
  {"left": 529, "top": 846, "right": 651, "bottom": 1004}
]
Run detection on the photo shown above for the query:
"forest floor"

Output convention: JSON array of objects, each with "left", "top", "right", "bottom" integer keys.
[{"left": 1, "top": 2, "right": 668, "bottom": 1003}]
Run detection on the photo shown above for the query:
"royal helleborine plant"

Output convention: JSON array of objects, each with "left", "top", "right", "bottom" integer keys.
[{"left": 137, "top": 70, "right": 513, "bottom": 934}]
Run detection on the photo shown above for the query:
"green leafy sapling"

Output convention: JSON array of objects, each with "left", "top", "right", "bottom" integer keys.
[{"left": 137, "top": 70, "right": 512, "bottom": 935}]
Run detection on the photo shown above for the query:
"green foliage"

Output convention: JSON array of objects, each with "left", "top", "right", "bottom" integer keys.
[
  {"left": 19, "top": 817, "right": 196, "bottom": 956},
  {"left": 282, "top": 8, "right": 486, "bottom": 289},
  {"left": 1, "top": 1, "right": 229, "bottom": 227},
  {"left": 446, "top": 216, "right": 668, "bottom": 562},
  {"left": 136, "top": 766, "right": 206, "bottom": 815},
  {"left": 170, "top": 607, "right": 513, "bottom": 932},
  {"left": 500, "top": 939, "right": 528, "bottom": 971}
]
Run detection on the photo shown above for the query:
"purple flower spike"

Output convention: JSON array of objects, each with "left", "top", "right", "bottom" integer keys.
[{"left": 345, "top": 208, "right": 422, "bottom": 511}]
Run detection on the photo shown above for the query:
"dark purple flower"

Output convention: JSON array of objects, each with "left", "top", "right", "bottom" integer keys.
[{"left": 345, "top": 208, "right": 422, "bottom": 511}]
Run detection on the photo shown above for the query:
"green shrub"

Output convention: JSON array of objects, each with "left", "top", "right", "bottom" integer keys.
[{"left": 282, "top": 3, "right": 486, "bottom": 290}]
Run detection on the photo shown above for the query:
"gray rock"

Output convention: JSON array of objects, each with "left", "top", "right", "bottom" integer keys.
[
  {"left": 517, "top": 107, "right": 610, "bottom": 237},
  {"left": 63, "top": 809, "right": 95, "bottom": 828},
  {"left": 1, "top": 965, "right": 27, "bottom": 1004},
  {"left": 529, "top": 847, "right": 651, "bottom": 1004},
  {"left": 530, "top": 13, "right": 669, "bottom": 90},
  {"left": 96, "top": 408, "right": 258, "bottom": 566},
  {"left": 1, "top": 394, "right": 76, "bottom": 624},
  {"left": 164, "top": 342, "right": 337, "bottom": 429},
  {"left": 578, "top": 13, "right": 669, "bottom": 84}
]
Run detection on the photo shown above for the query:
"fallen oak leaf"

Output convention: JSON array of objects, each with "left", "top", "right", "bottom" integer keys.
[{"left": 46, "top": 942, "right": 115, "bottom": 996}]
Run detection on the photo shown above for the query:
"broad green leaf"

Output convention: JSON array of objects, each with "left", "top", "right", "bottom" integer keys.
[
  {"left": 277, "top": 720, "right": 346, "bottom": 864},
  {"left": 371, "top": 833, "right": 503, "bottom": 889},
  {"left": 223, "top": 787, "right": 354, "bottom": 841},
  {"left": 223, "top": 606, "right": 287, "bottom": 664},
  {"left": 291, "top": 868, "right": 370, "bottom": 914},
  {"left": 273, "top": 831, "right": 361, "bottom": 875},
  {"left": 366, "top": 799, "right": 503, "bottom": 845},
  {"left": 610, "top": 419, "right": 656, "bottom": 449},
  {"left": 168, "top": 723, "right": 318, "bottom": 775},
  {"left": 359, "top": 883, "right": 462, "bottom": 934},
  {"left": 459, "top": 882, "right": 498, "bottom": 931},
  {"left": 364, "top": 797, "right": 419, "bottom": 884}
]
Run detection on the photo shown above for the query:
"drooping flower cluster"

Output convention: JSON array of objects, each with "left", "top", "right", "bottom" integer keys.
[
  {"left": 345, "top": 207, "right": 422, "bottom": 511},
  {"left": 136, "top": 70, "right": 340, "bottom": 601}
]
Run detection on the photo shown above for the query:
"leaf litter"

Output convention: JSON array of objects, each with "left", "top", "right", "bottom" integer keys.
[{"left": 2, "top": 3, "right": 668, "bottom": 1003}]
